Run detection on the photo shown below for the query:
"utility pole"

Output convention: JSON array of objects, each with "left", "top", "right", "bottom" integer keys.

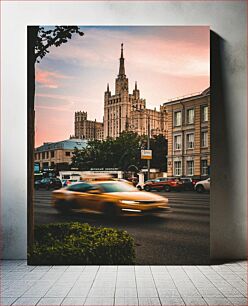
[{"left": 147, "top": 113, "right": 150, "bottom": 180}]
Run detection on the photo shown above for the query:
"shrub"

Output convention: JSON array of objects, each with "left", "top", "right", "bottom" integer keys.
[{"left": 28, "top": 222, "right": 135, "bottom": 265}]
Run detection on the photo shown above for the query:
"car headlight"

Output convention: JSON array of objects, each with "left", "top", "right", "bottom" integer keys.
[{"left": 120, "top": 200, "right": 139, "bottom": 205}]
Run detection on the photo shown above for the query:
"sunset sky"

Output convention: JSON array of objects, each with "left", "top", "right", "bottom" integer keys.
[{"left": 35, "top": 26, "right": 209, "bottom": 147}]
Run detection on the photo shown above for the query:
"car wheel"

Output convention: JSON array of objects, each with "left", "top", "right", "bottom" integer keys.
[
  {"left": 104, "top": 203, "right": 118, "bottom": 218},
  {"left": 144, "top": 185, "right": 151, "bottom": 192},
  {"left": 54, "top": 200, "right": 72, "bottom": 214},
  {"left": 164, "top": 185, "right": 171, "bottom": 192},
  {"left": 137, "top": 186, "right": 142, "bottom": 191},
  {"left": 196, "top": 184, "right": 205, "bottom": 193}
]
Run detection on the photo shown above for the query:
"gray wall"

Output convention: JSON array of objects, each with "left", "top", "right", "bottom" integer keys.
[{"left": 1, "top": 1, "right": 246, "bottom": 260}]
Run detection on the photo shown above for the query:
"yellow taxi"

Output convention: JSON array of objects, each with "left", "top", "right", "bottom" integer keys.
[{"left": 52, "top": 180, "right": 170, "bottom": 216}]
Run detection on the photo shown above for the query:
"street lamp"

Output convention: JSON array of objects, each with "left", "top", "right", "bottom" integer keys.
[
  {"left": 132, "top": 105, "right": 151, "bottom": 180},
  {"left": 147, "top": 113, "right": 151, "bottom": 180}
]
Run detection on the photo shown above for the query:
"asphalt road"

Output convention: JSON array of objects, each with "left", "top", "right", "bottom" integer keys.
[{"left": 34, "top": 190, "right": 210, "bottom": 265}]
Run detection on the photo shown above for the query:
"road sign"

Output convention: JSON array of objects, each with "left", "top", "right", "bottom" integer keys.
[{"left": 141, "top": 149, "right": 152, "bottom": 160}]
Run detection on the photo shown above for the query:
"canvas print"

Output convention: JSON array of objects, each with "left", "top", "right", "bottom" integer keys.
[{"left": 28, "top": 26, "right": 210, "bottom": 265}]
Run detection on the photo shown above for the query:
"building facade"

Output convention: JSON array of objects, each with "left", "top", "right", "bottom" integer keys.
[
  {"left": 104, "top": 44, "right": 167, "bottom": 139},
  {"left": 35, "top": 138, "right": 88, "bottom": 170},
  {"left": 74, "top": 111, "right": 104, "bottom": 140},
  {"left": 162, "top": 88, "right": 210, "bottom": 178}
]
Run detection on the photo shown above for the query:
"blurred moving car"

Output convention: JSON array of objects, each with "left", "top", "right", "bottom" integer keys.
[
  {"left": 143, "top": 177, "right": 183, "bottom": 192},
  {"left": 114, "top": 178, "right": 133, "bottom": 185},
  {"left": 194, "top": 178, "right": 210, "bottom": 193},
  {"left": 35, "top": 178, "right": 62, "bottom": 190},
  {"left": 52, "top": 180, "right": 170, "bottom": 216},
  {"left": 64, "top": 179, "right": 78, "bottom": 187}
]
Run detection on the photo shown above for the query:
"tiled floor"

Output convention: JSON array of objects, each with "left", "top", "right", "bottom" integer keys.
[{"left": 1, "top": 260, "right": 247, "bottom": 305}]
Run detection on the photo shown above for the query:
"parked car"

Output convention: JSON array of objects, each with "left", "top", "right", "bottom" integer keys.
[
  {"left": 194, "top": 178, "right": 210, "bottom": 193},
  {"left": 136, "top": 179, "right": 154, "bottom": 191},
  {"left": 52, "top": 180, "right": 170, "bottom": 216},
  {"left": 35, "top": 178, "right": 62, "bottom": 190},
  {"left": 180, "top": 177, "right": 200, "bottom": 191},
  {"left": 143, "top": 177, "right": 183, "bottom": 192}
]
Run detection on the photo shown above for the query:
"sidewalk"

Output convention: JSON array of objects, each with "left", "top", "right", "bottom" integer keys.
[{"left": 1, "top": 260, "right": 247, "bottom": 306}]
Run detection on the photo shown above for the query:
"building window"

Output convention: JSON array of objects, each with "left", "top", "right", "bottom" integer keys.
[
  {"left": 174, "top": 161, "right": 182, "bottom": 176},
  {"left": 201, "top": 160, "right": 208, "bottom": 176},
  {"left": 201, "top": 131, "right": 208, "bottom": 147},
  {"left": 51, "top": 151, "right": 54, "bottom": 158},
  {"left": 46, "top": 151, "right": 49, "bottom": 159},
  {"left": 174, "top": 111, "right": 182, "bottom": 126},
  {"left": 202, "top": 105, "right": 208, "bottom": 122},
  {"left": 65, "top": 152, "right": 70, "bottom": 157},
  {"left": 186, "top": 133, "right": 194, "bottom": 149},
  {"left": 187, "top": 108, "right": 194, "bottom": 124},
  {"left": 42, "top": 152, "right": 45, "bottom": 159},
  {"left": 174, "top": 135, "right": 182, "bottom": 150},
  {"left": 187, "top": 160, "right": 194, "bottom": 176}
]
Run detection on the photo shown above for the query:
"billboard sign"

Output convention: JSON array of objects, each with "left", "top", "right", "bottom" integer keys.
[{"left": 141, "top": 149, "right": 152, "bottom": 160}]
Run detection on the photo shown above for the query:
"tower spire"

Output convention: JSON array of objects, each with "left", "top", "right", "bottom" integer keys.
[
  {"left": 135, "top": 81, "right": 137, "bottom": 90},
  {"left": 107, "top": 83, "right": 109, "bottom": 92},
  {"left": 118, "top": 43, "right": 125, "bottom": 77}
]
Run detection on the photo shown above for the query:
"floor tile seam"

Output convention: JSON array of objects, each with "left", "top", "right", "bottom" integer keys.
[
  {"left": 182, "top": 266, "right": 213, "bottom": 298},
  {"left": 213, "top": 268, "right": 247, "bottom": 296},
  {"left": 2, "top": 296, "right": 19, "bottom": 306},
  {"left": 163, "top": 266, "right": 187, "bottom": 304},
  {"left": 169, "top": 268, "right": 198, "bottom": 293},
  {"left": 82, "top": 265, "right": 101, "bottom": 301},
  {"left": 112, "top": 265, "right": 119, "bottom": 302},
  {"left": 201, "top": 296, "right": 233, "bottom": 306},
  {"left": 4, "top": 280, "right": 40, "bottom": 299},
  {"left": 195, "top": 266, "right": 228, "bottom": 297},
  {"left": 19, "top": 279, "right": 55, "bottom": 298},
  {"left": 149, "top": 266, "right": 162, "bottom": 305},
  {"left": 63, "top": 266, "right": 87, "bottom": 299},
  {"left": 133, "top": 264, "right": 139, "bottom": 300},
  {"left": 11, "top": 296, "right": 43, "bottom": 306},
  {"left": 227, "top": 296, "right": 248, "bottom": 305}
]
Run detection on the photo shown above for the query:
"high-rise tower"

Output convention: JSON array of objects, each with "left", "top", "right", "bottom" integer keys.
[{"left": 103, "top": 44, "right": 166, "bottom": 139}]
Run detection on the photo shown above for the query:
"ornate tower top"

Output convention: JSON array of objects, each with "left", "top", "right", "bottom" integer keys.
[{"left": 118, "top": 43, "right": 126, "bottom": 77}]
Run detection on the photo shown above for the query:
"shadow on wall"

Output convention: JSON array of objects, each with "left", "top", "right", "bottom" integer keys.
[{"left": 210, "top": 31, "right": 246, "bottom": 262}]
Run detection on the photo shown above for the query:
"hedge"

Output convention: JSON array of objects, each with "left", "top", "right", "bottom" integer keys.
[{"left": 28, "top": 222, "right": 136, "bottom": 265}]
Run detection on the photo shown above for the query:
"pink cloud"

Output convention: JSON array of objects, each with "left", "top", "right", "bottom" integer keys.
[
  {"left": 36, "top": 68, "right": 73, "bottom": 89},
  {"left": 35, "top": 26, "right": 209, "bottom": 146}
]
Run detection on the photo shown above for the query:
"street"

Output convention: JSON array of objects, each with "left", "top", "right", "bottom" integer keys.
[{"left": 34, "top": 190, "right": 209, "bottom": 265}]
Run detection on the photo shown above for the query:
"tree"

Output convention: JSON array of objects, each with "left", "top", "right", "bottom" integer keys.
[
  {"left": 71, "top": 131, "right": 168, "bottom": 173},
  {"left": 71, "top": 131, "right": 144, "bottom": 171},
  {"left": 27, "top": 26, "right": 84, "bottom": 254},
  {"left": 150, "top": 134, "right": 168, "bottom": 171}
]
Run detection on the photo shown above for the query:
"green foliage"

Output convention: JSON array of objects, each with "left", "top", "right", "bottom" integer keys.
[
  {"left": 71, "top": 131, "right": 167, "bottom": 171},
  {"left": 71, "top": 131, "right": 145, "bottom": 171},
  {"left": 28, "top": 222, "right": 136, "bottom": 265},
  {"left": 35, "top": 26, "right": 84, "bottom": 62},
  {"left": 150, "top": 134, "right": 168, "bottom": 171}
]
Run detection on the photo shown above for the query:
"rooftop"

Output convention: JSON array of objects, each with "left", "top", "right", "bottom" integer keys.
[
  {"left": 35, "top": 138, "right": 88, "bottom": 152},
  {"left": 163, "top": 87, "right": 210, "bottom": 106}
]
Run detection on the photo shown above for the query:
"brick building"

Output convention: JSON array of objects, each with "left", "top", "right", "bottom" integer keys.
[
  {"left": 35, "top": 138, "right": 87, "bottom": 170},
  {"left": 162, "top": 88, "right": 210, "bottom": 178},
  {"left": 103, "top": 44, "right": 167, "bottom": 139},
  {"left": 74, "top": 111, "right": 104, "bottom": 140}
]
